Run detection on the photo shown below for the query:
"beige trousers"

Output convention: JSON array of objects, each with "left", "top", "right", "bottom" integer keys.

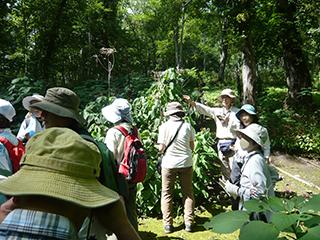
[{"left": 161, "top": 167, "right": 195, "bottom": 226}]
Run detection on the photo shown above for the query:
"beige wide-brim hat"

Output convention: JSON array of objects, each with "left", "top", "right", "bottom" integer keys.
[
  {"left": 164, "top": 101, "right": 185, "bottom": 116},
  {"left": 31, "top": 87, "right": 85, "bottom": 125},
  {"left": 0, "top": 128, "right": 119, "bottom": 208},
  {"left": 22, "top": 94, "right": 44, "bottom": 111},
  {"left": 220, "top": 88, "right": 236, "bottom": 99},
  {"left": 236, "top": 123, "right": 268, "bottom": 147}
]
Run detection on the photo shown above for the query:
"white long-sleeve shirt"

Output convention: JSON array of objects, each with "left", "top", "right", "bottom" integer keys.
[{"left": 195, "top": 102, "right": 240, "bottom": 139}]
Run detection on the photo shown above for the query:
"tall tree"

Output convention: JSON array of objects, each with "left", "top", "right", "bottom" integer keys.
[{"left": 277, "top": 0, "right": 312, "bottom": 106}]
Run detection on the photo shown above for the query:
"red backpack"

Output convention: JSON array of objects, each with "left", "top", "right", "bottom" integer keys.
[
  {"left": 115, "top": 126, "right": 147, "bottom": 183},
  {"left": 0, "top": 137, "right": 25, "bottom": 173}
]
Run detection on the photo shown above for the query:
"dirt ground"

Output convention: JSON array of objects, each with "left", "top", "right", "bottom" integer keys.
[{"left": 270, "top": 152, "right": 320, "bottom": 195}]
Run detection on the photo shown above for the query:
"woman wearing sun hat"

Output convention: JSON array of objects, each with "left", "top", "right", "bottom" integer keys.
[
  {"left": 101, "top": 98, "right": 139, "bottom": 231},
  {"left": 235, "top": 104, "right": 271, "bottom": 162},
  {"left": 17, "top": 94, "right": 44, "bottom": 143},
  {"left": 157, "top": 101, "right": 195, "bottom": 233},
  {"left": 224, "top": 123, "right": 274, "bottom": 221},
  {"left": 183, "top": 88, "right": 240, "bottom": 179},
  {"left": 0, "top": 128, "right": 141, "bottom": 240},
  {"left": 229, "top": 104, "right": 271, "bottom": 210}
]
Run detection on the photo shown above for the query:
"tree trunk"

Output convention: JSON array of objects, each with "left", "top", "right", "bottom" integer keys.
[
  {"left": 277, "top": 0, "right": 312, "bottom": 107},
  {"left": 241, "top": 35, "right": 257, "bottom": 105},
  {"left": 174, "top": 26, "right": 180, "bottom": 69},
  {"left": 41, "top": 0, "right": 67, "bottom": 87},
  {"left": 218, "top": 17, "right": 228, "bottom": 83}
]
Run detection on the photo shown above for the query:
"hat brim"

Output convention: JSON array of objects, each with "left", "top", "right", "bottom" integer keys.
[
  {"left": 164, "top": 109, "right": 184, "bottom": 117},
  {"left": 22, "top": 96, "right": 44, "bottom": 111},
  {"left": 102, "top": 105, "right": 122, "bottom": 123},
  {"left": 236, "top": 129, "right": 263, "bottom": 147},
  {"left": 31, "top": 100, "right": 85, "bottom": 125},
  {"left": 0, "top": 166, "right": 119, "bottom": 208},
  {"left": 236, "top": 109, "right": 256, "bottom": 120},
  {"left": 220, "top": 94, "right": 236, "bottom": 99}
]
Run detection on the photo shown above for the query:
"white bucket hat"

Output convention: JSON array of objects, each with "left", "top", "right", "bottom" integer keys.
[
  {"left": 236, "top": 123, "right": 268, "bottom": 147},
  {"left": 22, "top": 94, "right": 44, "bottom": 111},
  {"left": 220, "top": 88, "right": 236, "bottom": 99},
  {"left": 0, "top": 99, "right": 16, "bottom": 122},
  {"left": 101, "top": 98, "right": 132, "bottom": 124}
]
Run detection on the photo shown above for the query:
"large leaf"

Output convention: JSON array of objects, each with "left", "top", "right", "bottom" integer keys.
[
  {"left": 239, "top": 221, "right": 279, "bottom": 240},
  {"left": 301, "top": 194, "right": 320, "bottom": 213},
  {"left": 244, "top": 199, "right": 270, "bottom": 212},
  {"left": 204, "top": 211, "right": 249, "bottom": 234},
  {"left": 299, "top": 225, "right": 320, "bottom": 240},
  {"left": 271, "top": 212, "right": 299, "bottom": 231},
  {"left": 267, "top": 196, "right": 286, "bottom": 212}
]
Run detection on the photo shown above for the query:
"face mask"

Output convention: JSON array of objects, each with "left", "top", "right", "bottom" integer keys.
[{"left": 240, "top": 138, "right": 251, "bottom": 150}]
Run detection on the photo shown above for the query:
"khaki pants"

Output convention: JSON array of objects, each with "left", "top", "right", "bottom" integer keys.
[{"left": 161, "top": 167, "right": 194, "bottom": 226}]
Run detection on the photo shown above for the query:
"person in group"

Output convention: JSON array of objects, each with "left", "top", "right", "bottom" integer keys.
[
  {"left": 17, "top": 94, "right": 44, "bottom": 143},
  {"left": 0, "top": 99, "right": 25, "bottom": 204},
  {"left": 0, "top": 87, "right": 139, "bottom": 239},
  {"left": 229, "top": 104, "right": 271, "bottom": 209},
  {"left": 157, "top": 102, "right": 195, "bottom": 233},
  {"left": 101, "top": 98, "right": 139, "bottom": 231},
  {"left": 224, "top": 123, "right": 274, "bottom": 222},
  {"left": 183, "top": 89, "right": 240, "bottom": 179},
  {"left": 0, "top": 127, "right": 141, "bottom": 240},
  {"left": 235, "top": 104, "right": 270, "bottom": 162}
]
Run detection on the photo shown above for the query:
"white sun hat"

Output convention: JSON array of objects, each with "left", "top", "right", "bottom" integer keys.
[
  {"left": 101, "top": 98, "right": 132, "bottom": 124},
  {"left": 0, "top": 99, "right": 16, "bottom": 122}
]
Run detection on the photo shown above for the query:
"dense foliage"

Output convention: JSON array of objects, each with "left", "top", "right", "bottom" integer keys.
[{"left": 204, "top": 194, "right": 320, "bottom": 240}]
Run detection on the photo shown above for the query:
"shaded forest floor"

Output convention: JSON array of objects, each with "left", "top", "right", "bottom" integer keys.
[{"left": 138, "top": 153, "right": 320, "bottom": 240}]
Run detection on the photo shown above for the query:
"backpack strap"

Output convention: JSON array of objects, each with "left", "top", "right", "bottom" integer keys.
[{"left": 114, "top": 125, "right": 137, "bottom": 137}]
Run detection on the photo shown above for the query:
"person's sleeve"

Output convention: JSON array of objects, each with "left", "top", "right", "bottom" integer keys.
[
  {"left": 0, "top": 144, "right": 12, "bottom": 174},
  {"left": 238, "top": 157, "right": 266, "bottom": 201},
  {"left": 104, "top": 129, "right": 118, "bottom": 159},
  {"left": 194, "top": 102, "right": 217, "bottom": 121},
  {"left": 230, "top": 113, "right": 241, "bottom": 136},
  {"left": 16, "top": 120, "right": 27, "bottom": 140}
]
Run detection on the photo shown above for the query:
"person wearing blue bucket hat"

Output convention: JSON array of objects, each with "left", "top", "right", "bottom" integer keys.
[{"left": 226, "top": 104, "right": 274, "bottom": 210}]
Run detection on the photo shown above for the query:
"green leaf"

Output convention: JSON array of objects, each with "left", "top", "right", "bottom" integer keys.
[
  {"left": 299, "top": 225, "right": 320, "bottom": 240},
  {"left": 204, "top": 211, "right": 249, "bottom": 233},
  {"left": 270, "top": 212, "right": 299, "bottom": 231},
  {"left": 301, "top": 195, "right": 320, "bottom": 213},
  {"left": 239, "top": 221, "right": 279, "bottom": 240},
  {"left": 244, "top": 199, "right": 270, "bottom": 212},
  {"left": 267, "top": 196, "right": 286, "bottom": 212}
]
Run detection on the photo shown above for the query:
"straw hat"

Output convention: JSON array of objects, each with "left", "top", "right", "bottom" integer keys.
[
  {"left": 164, "top": 102, "right": 185, "bottom": 116},
  {"left": 236, "top": 123, "right": 268, "bottom": 147},
  {"left": 30, "top": 87, "right": 85, "bottom": 125},
  {"left": 101, "top": 98, "right": 132, "bottom": 124},
  {"left": 0, "top": 127, "right": 119, "bottom": 208},
  {"left": 22, "top": 94, "right": 44, "bottom": 111},
  {"left": 0, "top": 99, "right": 16, "bottom": 122},
  {"left": 220, "top": 89, "right": 236, "bottom": 99},
  {"left": 236, "top": 104, "right": 256, "bottom": 120}
]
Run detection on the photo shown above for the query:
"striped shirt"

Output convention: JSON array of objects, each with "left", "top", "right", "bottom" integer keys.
[{"left": 0, "top": 209, "right": 78, "bottom": 239}]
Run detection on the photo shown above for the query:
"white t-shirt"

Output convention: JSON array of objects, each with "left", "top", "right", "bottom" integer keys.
[
  {"left": 104, "top": 123, "right": 131, "bottom": 164},
  {"left": 157, "top": 120, "right": 195, "bottom": 169}
]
